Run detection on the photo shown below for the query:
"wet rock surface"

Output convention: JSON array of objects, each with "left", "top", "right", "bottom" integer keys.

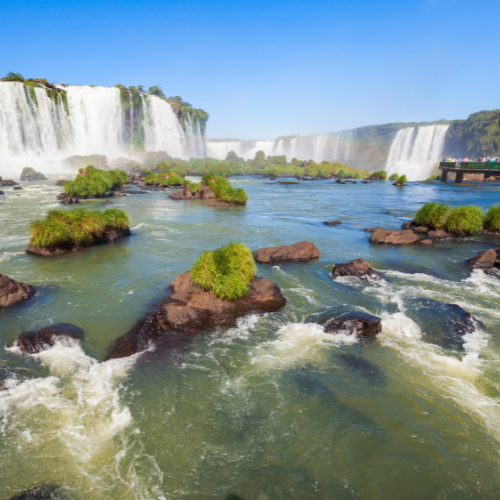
[
  {"left": 406, "top": 299, "right": 481, "bottom": 350},
  {"left": 26, "top": 228, "right": 131, "bottom": 257},
  {"left": 55, "top": 179, "right": 69, "bottom": 187},
  {"left": 252, "top": 241, "right": 319, "bottom": 264},
  {"left": 332, "top": 257, "right": 382, "bottom": 281},
  {"left": 315, "top": 311, "right": 382, "bottom": 338},
  {"left": 467, "top": 248, "right": 500, "bottom": 270},
  {"left": 338, "top": 353, "right": 384, "bottom": 382},
  {"left": 0, "top": 273, "right": 35, "bottom": 308},
  {"left": 169, "top": 184, "right": 215, "bottom": 201},
  {"left": 8, "top": 485, "right": 61, "bottom": 500},
  {"left": 20, "top": 168, "right": 47, "bottom": 182},
  {"left": 324, "top": 220, "right": 341, "bottom": 226},
  {"left": 370, "top": 228, "right": 420, "bottom": 245},
  {"left": 105, "top": 272, "right": 286, "bottom": 361},
  {"left": 18, "top": 323, "right": 84, "bottom": 354},
  {"left": 0, "top": 179, "right": 19, "bottom": 186}
]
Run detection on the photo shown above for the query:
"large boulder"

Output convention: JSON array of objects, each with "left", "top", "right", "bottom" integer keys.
[
  {"left": 331, "top": 257, "right": 382, "bottom": 281},
  {"left": 20, "top": 167, "right": 47, "bottom": 182},
  {"left": 17, "top": 323, "right": 84, "bottom": 354},
  {"left": 0, "top": 274, "right": 35, "bottom": 308},
  {"left": 105, "top": 272, "right": 286, "bottom": 361},
  {"left": 369, "top": 228, "right": 420, "bottom": 245},
  {"left": 427, "top": 229, "right": 451, "bottom": 239},
  {"left": 467, "top": 248, "right": 500, "bottom": 270},
  {"left": 252, "top": 241, "right": 319, "bottom": 264},
  {"left": 315, "top": 311, "right": 382, "bottom": 338},
  {"left": 0, "top": 178, "right": 18, "bottom": 187},
  {"left": 169, "top": 184, "right": 215, "bottom": 201}
]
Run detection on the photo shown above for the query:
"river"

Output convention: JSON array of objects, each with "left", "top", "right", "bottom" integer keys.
[{"left": 1, "top": 177, "right": 500, "bottom": 499}]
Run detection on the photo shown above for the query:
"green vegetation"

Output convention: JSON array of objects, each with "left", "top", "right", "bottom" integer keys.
[
  {"left": 191, "top": 242, "right": 256, "bottom": 300},
  {"left": 1, "top": 72, "right": 25, "bottom": 82},
  {"left": 145, "top": 171, "right": 184, "bottom": 186},
  {"left": 388, "top": 173, "right": 399, "bottom": 181},
  {"left": 443, "top": 206, "right": 485, "bottom": 234},
  {"left": 415, "top": 202, "right": 451, "bottom": 229},
  {"left": 214, "top": 185, "right": 248, "bottom": 205},
  {"left": 484, "top": 206, "right": 500, "bottom": 232},
  {"left": 64, "top": 166, "right": 128, "bottom": 197},
  {"left": 30, "top": 208, "right": 129, "bottom": 249},
  {"left": 371, "top": 170, "right": 387, "bottom": 180},
  {"left": 397, "top": 175, "right": 408, "bottom": 184},
  {"left": 182, "top": 179, "right": 201, "bottom": 193},
  {"left": 426, "top": 174, "right": 441, "bottom": 181}
]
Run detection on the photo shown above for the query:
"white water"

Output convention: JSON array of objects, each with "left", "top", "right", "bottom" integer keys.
[
  {"left": 207, "top": 131, "right": 353, "bottom": 163},
  {"left": 0, "top": 82, "right": 206, "bottom": 177},
  {"left": 386, "top": 124, "right": 449, "bottom": 181}
]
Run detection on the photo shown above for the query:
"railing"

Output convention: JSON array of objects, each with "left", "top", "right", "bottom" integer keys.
[{"left": 440, "top": 162, "right": 500, "bottom": 170}]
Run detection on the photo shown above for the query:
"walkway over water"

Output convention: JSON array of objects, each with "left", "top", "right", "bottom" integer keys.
[{"left": 439, "top": 161, "right": 500, "bottom": 182}]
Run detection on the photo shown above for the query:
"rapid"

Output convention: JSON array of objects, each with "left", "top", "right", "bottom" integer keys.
[{"left": 1, "top": 177, "right": 500, "bottom": 498}]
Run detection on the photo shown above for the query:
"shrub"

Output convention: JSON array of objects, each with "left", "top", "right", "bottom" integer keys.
[
  {"left": 426, "top": 174, "right": 441, "bottom": 181},
  {"left": 64, "top": 166, "right": 128, "bottom": 197},
  {"left": 191, "top": 242, "right": 256, "bottom": 300},
  {"left": 388, "top": 173, "right": 399, "bottom": 181},
  {"left": 145, "top": 172, "right": 183, "bottom": 186},
  {"left": 214, "top": 185, "right": 248, "bottom": 205},
  {"left": 444, "top": 205, "right": 485, "bottom": 234},
  {"left": 414, "top": 202, "right": 451, "bottom": 229},
  {"left": 372, "top": 170, "right": 387, "bottom": 180},
  {"left": 183, "top": 180, "right": 201, "bottom": 193},
  {"left": 202, "top": 173, "right": 230, "bottom": 189},
  {"left": 30, "top": 208, "right": 129, "bottom": 249},
  {"left": 397, "top": 175, "right": 407, "bottom": 184},
  {"left": 484, "top": 205, "right": 500, "bottom": 232}
]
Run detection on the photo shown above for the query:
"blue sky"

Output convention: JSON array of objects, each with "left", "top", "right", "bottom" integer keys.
[{"left": 1, "top": 0, "right": 498, "bottom": 139}]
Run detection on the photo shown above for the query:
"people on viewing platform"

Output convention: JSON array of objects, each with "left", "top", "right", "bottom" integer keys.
[{"left": 442, "top": 156, "right": 500, "bottom": 163}]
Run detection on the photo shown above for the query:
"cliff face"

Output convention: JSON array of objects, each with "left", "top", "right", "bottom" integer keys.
[{"left": 443, "top": 110, "right": 500, "bottom": 158}]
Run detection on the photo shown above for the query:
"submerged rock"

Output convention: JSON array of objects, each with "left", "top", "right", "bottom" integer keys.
[
  {"left": 406, "top": 298, "right": 481, "bottom": 350},
  {"left": 55, "top": 179, "right": 70, "bottom": 187},
  {"left": 369, "top": 228, "right": 420, "bottom": 245},
  {"left": 0, "top": 273, "right": 35, "bottom": 308},
  {"left": 26, "top": 228, "right": 131, "bottom": 257},
  {"left": 105, "top": 271, "right": 286, "bottom": 361},
  {"left": 338, "top": 353, "right": 384, "bottom": 382},
  {"left": 0, "top": 190, "right": 4, "bottom": 195},
  {"left": 8, "top": 485, "right": 60, "bottom": 500},
  {"left": 427, "top": 229, "right": 451, "bottom": 239},
  {"left": 13, "top": 186, "right": 23, "bottom": 190},
  {"left": 331, "top": 257, "right": 382, "bottom": 281},
  {"left": 324, "top": 219, "right": 341, "bottom": 226},
  {"left": 18, "top": 323, "right": 84, "bottom": 354},
  {"left": 252, "top": 241, "right": 319, "bottom": 264},
  {"left": 20, "top": 167, "right": 47, "bottom": 182},
  {"left": 315, "top": 311, "right": 382, "bottom": 338},
  {"left": 467, "top": 248, "right": 500, "bottom": 270}
]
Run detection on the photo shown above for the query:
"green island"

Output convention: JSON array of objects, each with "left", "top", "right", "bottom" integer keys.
[{"left": 63, "top": 166, "right": 129, "bottom": 198}]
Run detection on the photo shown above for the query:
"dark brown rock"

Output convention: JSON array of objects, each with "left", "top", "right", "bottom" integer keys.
[
  {"left": 0, "top": 274, "right": 36, "bottom": 308},
  {"left": 112, "top": 191, "right": 126, "bottom": 197},
  {"left": 55, "top": 179, "right": 69, "bottom": 187},
  {"left": 253, "top": 241, "right": 319, "bottom": 264},
  {"left": 318, "top": 312, "right": 382, "bottom": 338},
  {"left": 370, "top": 228, "right": 420, "bottom": 245},
  {"left": 421, "top": 239, "right": 433, "bottom": 245},
  {"left": 169, "top": 184, "right": 215, "bottom": 201},
  {"left": 401, "top": 220, "right": 417, "bottom": 229},
  {"left": 413, "top": 226, "right": 429, "bottom": 234},
  {"left": 18, "top": 323, "right": 84, "bottom": 354},
  {"left": 26, "top": 228, "right": 131, "bottom": 257},
  {"left": 0, "top": 179, "right": 18, "bottom": 186},
  {"left": 0, "top": 191, "right": 4, "bottom": 195},
  {"left": 169, "top": 185, "right": 192, "bottom": 200},
  {"left": 13, "top": 186, "right": 23, "bottom": 190},
  {"left": 105, "top": 272, "right": 286, "bottom": 360},
  {"left": 335, "top": 179, "right": 346, "bottom": 184},
  {"left": 324, "top": 220, "right": 341, "bottom": 226},
  {"left": 332, "top": 257, "right": 382, "bottom": 281},
  {"left": 364, "top": 228, "right": 376, "bottom": 233},
  {"left": 467, "top": 248, "right": 499, "bottom": 270},
  {"left": 362, "top": 180, "right": 371, "bottom": 184},
  {"left": 428, "top": 229, "right": 451, "bottom": 239}
]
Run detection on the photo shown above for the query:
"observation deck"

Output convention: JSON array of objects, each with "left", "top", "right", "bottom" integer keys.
[{"left": 439, "top": 162, "right": 500, "bottom": 183}]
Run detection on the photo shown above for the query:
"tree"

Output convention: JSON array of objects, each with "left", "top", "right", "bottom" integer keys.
[{"left": 148, "top": 85, "right": 166, "bottom": 99}]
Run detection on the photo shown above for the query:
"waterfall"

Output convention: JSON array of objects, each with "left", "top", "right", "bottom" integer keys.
[
  {"left": 386, "top": 124, "right": 449, "bottom": 180},
  {"left": 0, "top": 82, "right": 206, "bottom": 176}
]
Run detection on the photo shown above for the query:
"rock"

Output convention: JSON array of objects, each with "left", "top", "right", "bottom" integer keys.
[
  {"left": 57, "top": 193, "right": 81, "bottom": 204},
  {"left": 362, "top": 180, "right": 371, "bottom": 184},
  {"left": 413, "top": 226, "right": 429, "bottom": 234},
  {"left": 338, "top": 354, "right": 384, "bottom": 382},
  {"left": 467, "top": 248, "right": 499, "bottom": 270},
  {"left": 13, "top": 186, "right": 23, "bottom": 190},
  {"left": 421, "top": 239, "right": 433, "bottom": 245},
  {"left": 316, "top": 311, "right": 382, "bottom": 338},
  {"left": 100, "top": 200, "right": 114, "bottom": 205},
  {"left": 105, "top": 272, "right": 286, "bottom": 360},
  {"left": 8, "top": 485, "right": 60, "bottom": 500},
  {"left": 169, "top": 185, "right": 192, "bottom": 200},
  {"left": 331, "top": 257, "right": 382, "bottom": 281},
  {"left": 169, "top": 184, "right": 215, "bottom": 201},
  {"left": 393, "top": 182, "right": 408, "bottom": 186},
  {"left": 277, "top": 181, "right": 299, "bottom": 185},
  {"left": 324, "top": 220, "right": 341, "bottom": 226},
  {"left": 26, "top": 228, "right": 131, "bottom": 257},
  {"left": 427, "top": 229, "right": 451, "bottom": 239},
  {"left": 20, "top": 167, "right": 47, "bottom": 182},
  {"left": 335, "top": 179, "right": 346, "bottom": 184},
  {"left": 0, "top": 179, "right": 18, "bottom": 186},
  {"left": 0, "top": 273, "right": 36, "bottom": 308},
  {"left": 112, "top": 191, "right": 126, "bottom": 197},
  {"left": 364, "top": 228, "right": 376, "bottom": 233},
  {"left": 0, "top": 191, "right": 4, "bottom": 195},
  {"left": 253, "top": 241, "right": 319, "bottom": 264},
  {"left": 401, "top": 220, "right": 417, "bottom": 229},
  {"left": 369, "top": 228, "right": 420, "bottom": 245},
  {"left": 17, "top": 323, "right": 84, "bottom": 354},
  {"left": 126, "top": 190, "right": 148, "bottom": 195},
  {"left": 406, "top": 298, "right": 481, "bottom": 350}
]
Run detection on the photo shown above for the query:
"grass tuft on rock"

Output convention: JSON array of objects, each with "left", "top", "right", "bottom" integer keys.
[
  {"left": 64, "top": 166, "right": 128, "bottom": 197},
  {"left": 484, "top": 206, "right": 500, "bottom": 232},
  {"left": 388, "top": 173, "right": 399, "bottom": 181},
  {"left": 30, "top": 208, "right": 129, "bottom": 249},
  {"left": 214, "top": 185, "right": 248, "bottom": 205},
  {"left": 145, "top": 172, "right": 184, "bottom": 186},
  {"left": 191, "top": 242, "right": 256, "bottom": 300},
  {"left": 443, "top": 205, "right": 485, "bottom": 234},
  {"left": 397, "top": 175, "right": 407, "bottom": 184},
  {"left": 415, "top": 202, "right": 451, "bottom": 229}
]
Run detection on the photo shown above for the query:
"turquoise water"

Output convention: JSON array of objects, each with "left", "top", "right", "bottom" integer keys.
[{"left": 1, "top": 177, "right": 500, "bottom": 499}]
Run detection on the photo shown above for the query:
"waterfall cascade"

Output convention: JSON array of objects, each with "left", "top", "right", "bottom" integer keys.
[
  {"left": 0, "top": 82, "right": 206, "bottom": 176},
  {"left": 207, "top": 131, "right": 353, "bottom": 163},
  {"left": 385, "top": 125, "right": 449, "bottom": 181}
]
